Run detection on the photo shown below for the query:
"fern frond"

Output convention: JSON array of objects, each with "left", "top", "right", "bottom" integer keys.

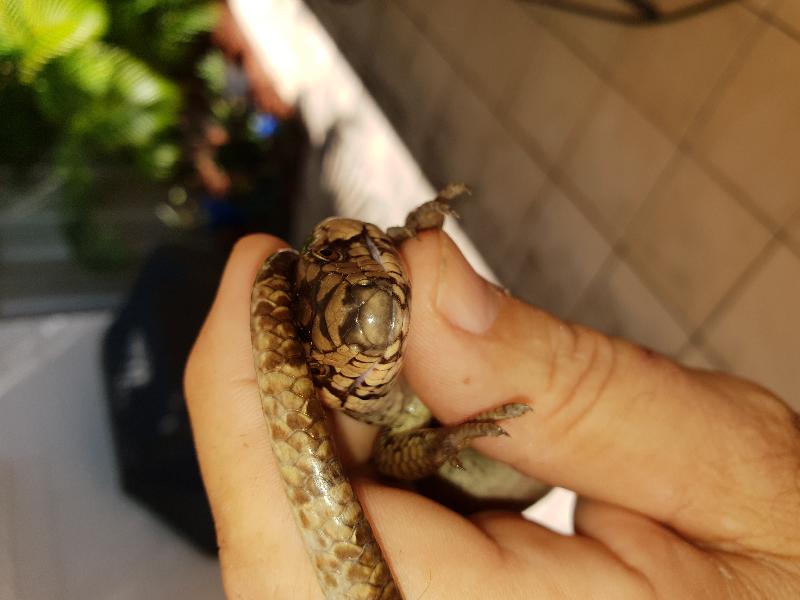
[{"left": 0, "top": 0, "right": 108, "bottom": 82}]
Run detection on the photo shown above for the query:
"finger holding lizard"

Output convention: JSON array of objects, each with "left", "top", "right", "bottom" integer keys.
[{"left": 186, "top": 228, "right": 800, "bottom": 599}]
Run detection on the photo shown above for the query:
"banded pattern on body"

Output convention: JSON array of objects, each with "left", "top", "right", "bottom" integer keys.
[
  {"left": 294, "top": 219, "right": 412, "bottom": 426},
  {"left": 250, "top": 249, "right": 400, "bottom": 600},
  {"left": 249, "top": 188, "right": 537, "bottom": 599}
]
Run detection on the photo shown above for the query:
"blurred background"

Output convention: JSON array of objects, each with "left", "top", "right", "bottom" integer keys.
[{"left": 2, "top": 0, "right": 799, "bottom": 597}]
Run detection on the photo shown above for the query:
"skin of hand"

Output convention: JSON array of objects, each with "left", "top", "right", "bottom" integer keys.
[{"left": 184, "top": 230, "right": 800, "bottom": 599}]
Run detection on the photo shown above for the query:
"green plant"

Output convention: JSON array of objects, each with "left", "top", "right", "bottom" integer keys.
[
  {"left": 0, "top": 0, "right": 218, "bottom": 268},
  {"left": 106, "top": 0, "right": 220, "bottom": 75}
]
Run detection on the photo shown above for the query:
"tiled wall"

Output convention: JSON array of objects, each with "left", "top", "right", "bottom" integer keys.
[{"left": 307, "top": 0, "right": 800, "bottom": 410}]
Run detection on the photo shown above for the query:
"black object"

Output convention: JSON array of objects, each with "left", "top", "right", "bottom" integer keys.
[
  {"left": 519, "top": 0, "right": 738, "bottom": 25},
  {"left": 99, "top": 105, "right": 308, "bottom": 554},
  {"left": 102, "top": 243, "right": 226, "bottom": 554}
]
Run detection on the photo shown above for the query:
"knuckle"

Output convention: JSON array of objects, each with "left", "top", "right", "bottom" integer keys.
[{"left": 542, "top": 323, "right": 617, "bottom": 439}]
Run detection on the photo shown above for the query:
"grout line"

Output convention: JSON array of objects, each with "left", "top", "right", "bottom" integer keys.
[
  {"left": 782, "top": 240, "right": 800, "bottom": 262},
  {"left": 591, "top": 9, "right": 775, "bottom": 339},
  {"left": 392, "top": 0, "right": 555, "bottom": 169},
  {"left": 744, "top": 0, "right": 800, "bottom": 43},
  {"left": 385, "top": 7, "right": 703, "bottom": 358},
  {"left": 500, "top": 182, "right": 563, "bottom": 290},
  {"left": 771, "top": 15, "right": 800, "bottom": 43},
  {"left": 775, "top": 205, "right": 800, "bottom": 261},
  {"left": 394, "top": 0, "right": 661, "bottom": 249},
  {"left": 681, "top": 144, "right": 781, "bottom": 233},
  {"left": 520, "top": 2, "right": 791, "bottom": 236},
  {"left": 675, "top": 335, "right": 730, "bottom": 370},
  {"left": 608, "top": 153, "right": 703, "bottom": 336},
  {"left": 516, "top": 2, "right": 773, "bottom": 256},
  {"left": 740, "top": 0, "right": 779, "bottom": 18},
  {"left": 689, "top": 236, "right": 780, "bottom": 347},
  {"left": 564, "top": 249, "right": 618, "bottom": 322},
  {"left": 391, "top": 0, "right": 590, "bottom": 281},
  {"left": 393, "top": 0, "right": 700, "bottom": 335},
  {"left": 396, "top": 0, "right": 784, "bottom": 243},
  {"left": 545, "top": 83, "right": 698, "bottom": 338},
  {"left": 387, "top": 0, "right": 791, "bottom": 346},
  {"left": 537, "top": 79, "right": 616, "bottom": 236},
  {"left": 679, "top": 15, "right": 778, "bottom": 232},
  {"left": 521, "top": 2, "right": 621, "bottom": 81},
  {"left": 675, "top": 339, "right": 695, "bottom": 360},
  {"left": 562, "top": 4, "right": 774, "bottom": 338}
]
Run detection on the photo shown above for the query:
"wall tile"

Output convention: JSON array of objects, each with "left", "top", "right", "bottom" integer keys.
[
  {"left": 678, "top": 344, "right": 721, "bottom": 371},
  {"left": 507, "top": 23, "right": 603, "bottom": 164},
  {"left": 570, "top": 257, "right": 688, "bottom": 356},
  {"left": 608, "top": 4, "right": 757, "bottom": 141},
  {"left": 321, "top": 0, "right": 800, "bottom": 420},
  {"left": 775, "top": 0, "right": 800, "bottom": 33},
  {"left": 458, "top": 1, "right": 545, "bottom": 108},
  {"left": 420, "top": 76, "right": 499, "bottom": 188},
  {"left": 314, "top": 0, "right": 381, "bottom": 70},
  {"left": 422, "top": 0, "right": 483, "bottom": 55},
  {"left": 520, "top": 1, "right": 631, "bottom": 73},
  {"left": 393, "top": 29, "right": 457, "bottom": 157},
  {"left": 372, "top": 2, "right": 417, "bottom": 74},
  {"left": 704, "top": 244, "right": 800, "bottom": 411},
  {"left": 511, "top": 183, "right": 612, "bottom": 319},
  {"left": 457, "top": 200, "right": 508, "bottom": 279},
  {"left": 461, "top": 128, "right": 547, "bottom": 271},
  {"left": 394, "top": 0, "right": 429, "bottom": 22},
  {"left": 623, "top": 157, "right": 771, "bottom": 328},
  {"left": 784, "top": 209, "right": 800, "bottom": 256},
  {"left": 561, "top": 86, "right": 676, "bottom": 240},
  {"left": 742, "top": 0, "right": 781, "bottom": 13},
  {"left": 690, "top": 25, "right": 800, "bottom": 227},
  {"left": 367, "top": 1, "right": 419, "bottom": 121}
]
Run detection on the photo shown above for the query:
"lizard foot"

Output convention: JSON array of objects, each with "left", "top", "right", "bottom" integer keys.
[
  {"left": 373, "top": 402, "right": 531, "bottom": 481},
  {"left": 386, "top": 183, "right": 470, "bottom": 243}
]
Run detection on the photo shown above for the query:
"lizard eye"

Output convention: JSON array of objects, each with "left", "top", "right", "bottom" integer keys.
[
  {"left": 309, "top": 362, "right": 331, "bottom": 378},
  {"left": 313, "top": 246, "right": 342, "bottom": 262}
]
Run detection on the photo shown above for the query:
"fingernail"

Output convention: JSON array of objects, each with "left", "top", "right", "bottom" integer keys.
[{"left": 435, "top": 234, "right": 501, "bottom": 334}]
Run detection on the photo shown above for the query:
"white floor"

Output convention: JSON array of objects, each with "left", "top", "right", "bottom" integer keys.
[{"left": 0, "top": 313, "right": 223, "bottom": 599}]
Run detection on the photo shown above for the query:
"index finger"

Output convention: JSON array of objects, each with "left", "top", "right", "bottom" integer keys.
[{"left": 400, "top": 229, "right": 800, "bottom": 557}]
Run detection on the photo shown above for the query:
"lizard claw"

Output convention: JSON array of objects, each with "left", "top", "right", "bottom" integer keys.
[
  {"left": 448, "top": 455, "right": 465, "bottom": 470},
  {"left": 387, "top": 183, "right": 469, "bottom": 243}
]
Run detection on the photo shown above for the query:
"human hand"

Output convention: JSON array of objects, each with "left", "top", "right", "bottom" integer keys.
[{"left": 184, "top": 230, "right": 800, "bottom": 599}]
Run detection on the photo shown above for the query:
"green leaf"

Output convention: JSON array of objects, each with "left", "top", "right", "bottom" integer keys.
[
  {"left": 0, "top": 0, "right": 109, "bottom": 82},
  {"left": 104, "top": 0, "right": 219, "bottom": 71},
  {"left": 197, "top": 49, "right": 226, "bottom": 96},
  {"left": 34, "top": 40, "right": 182, "bottom": 180}
]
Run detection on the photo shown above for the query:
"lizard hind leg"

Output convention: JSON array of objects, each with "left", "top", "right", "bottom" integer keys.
[{"left": 372, "top": 402, "right": 531, "bottom": 481}]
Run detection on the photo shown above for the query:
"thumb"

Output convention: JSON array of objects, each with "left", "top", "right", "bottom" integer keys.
[{"left": 400, "top": 230, "right": 800, "bottom": 556}]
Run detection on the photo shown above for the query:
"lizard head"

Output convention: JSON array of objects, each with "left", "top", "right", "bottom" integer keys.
[{"left": 294, "top": 217, "right": 411, "bottom": 420}]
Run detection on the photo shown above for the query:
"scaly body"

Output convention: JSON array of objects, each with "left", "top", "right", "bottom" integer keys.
[{"left": 250, "top": 186, "right": 535, "bottom": 599}]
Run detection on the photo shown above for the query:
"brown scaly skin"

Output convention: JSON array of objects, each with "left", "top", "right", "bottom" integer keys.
[
  {"left": 250, "top": 186, "right": 531, "bottom": 599},
  {"left": 251, "top": 250, "right": 399, "bottom": 600}
]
